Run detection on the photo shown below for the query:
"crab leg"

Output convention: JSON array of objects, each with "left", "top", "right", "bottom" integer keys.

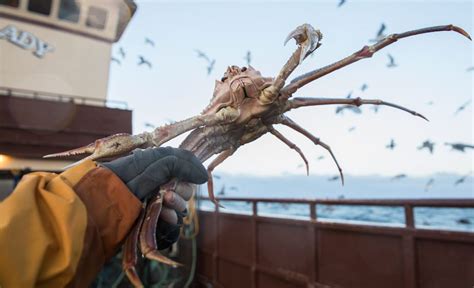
[
  {"left": 268, "top": 126, "right": 309, "bottom": 175},
  {"left": 43, "top": 107, "right": 240, "bottom": 162},
  {"left": 286, "top": 97, "right": 428, "bottom": 121},
  {"left": 276, "top": 116, "right": 344, "bottom": 185},
  {"left": 139, "top": 184, "right": 181, "bottom": 268},
  {"left": 260, "top": 24, "right": 322, "bottom": 104},
  {"left": 283, "top": 25, "right": 471, "bottom": 95},
  {"left": 122, "top": 208, "right": 146, "bottom": 288},
  {"left": 206, "top": 148, "right": 235, "bottom": 207}
]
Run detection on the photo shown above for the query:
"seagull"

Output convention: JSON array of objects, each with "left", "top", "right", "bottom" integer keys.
[
  {"left": 346, "top": 91, "right": 353, "bottom": 98},
  {"left": 360, "top": 83, "right": 368, "bottom": 92},
  {"left": 213, "top": 174, "right": 221, "bottom": 180},
  {"left": 195, "top": 49, "right": 212, "bottom": 63},
  {"left": 138, "top": 56, "right": 152, "bottom": 68},
  {"left": 335, "top": 105, "right": 362, "bottom": 114},
  {"left": 426, "top": 101, "right": 434, "bottom": 106},
  {"left": 316, "top": 155, "right": 325, "bottom": 161},
  {"left": 454, "top": 99, "right": 471, "bottom": 115},
  {"left": 457, "top": 218, "right": 471, "bottom": 225},
  {"left": 145, "top": 37, "right": 155, "bottom": 47},
  {"left": 229, "top": 186, "right": 238, "bottom": 191},
  {"left": 207, "top": 59, "right": 216, "bottom": 75},
  {"left": 466, "top": 66, "right": 474, "bottom": 72},
  {"left": 454, "top": 172, "right": 471, "bottom": 186},
  {"left": 387, "top": 54, "right": 397, "bottom": 68},
  {"left": 371, "top": 105, "right": 380, "bottom": 113},
  {"left": 386, "top": 139, "right": 396, "bottom": 150},
  {"left": 417, "top": 140, "right": 435, "bottom": 154},
  {"left": 244, "top": 50, "right": 251, "bottom": 66},
  {"left": 328, "top": 175, "right": 340, "bottom": 182},
  {"left": 424, "top": 178, "right": 435, "bottom": 192},
  {"left": 445, "top": 142, "right": 474, "bottom": 152},
  {"left": 391, "top": 174, "right": 407, "bottom": 181},
  {"left": 217, "top": 185, "right": 225, "bottom": 196},
  {"left": 118, "top": 47, "right": 126, "bottom": 59},
  {"left": 370, "top": 23, "right": 386, "bottom": 42},
  {"left": 144, "top": 122, "right": 155, "bottom": 129},
  {"left": 111, "top": 57, "right": 121, "bottom": 65},
  {"left": 348, "top": 126, "right": 356, "bottom": 132},
  {"left": 337, "top": 0, "right": 346, "bottom": 7}
]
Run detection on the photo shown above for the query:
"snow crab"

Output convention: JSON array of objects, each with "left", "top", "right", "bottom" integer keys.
[{"left": 44, "top": 23, "right": 470, "bottom": 287}]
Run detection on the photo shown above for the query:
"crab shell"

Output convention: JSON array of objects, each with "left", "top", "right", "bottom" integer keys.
[{"left": 202, "top": 65, "right": 273, "bottom": 115}]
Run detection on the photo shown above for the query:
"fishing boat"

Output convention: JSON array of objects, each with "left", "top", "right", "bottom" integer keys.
[{"left": 0, "top": 1, "right": 472, "bottom": 287}]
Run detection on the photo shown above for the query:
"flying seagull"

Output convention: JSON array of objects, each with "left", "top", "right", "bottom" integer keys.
[
  {"left": 454, "top": 172, "right": 472, "bottom": 186},
  {"left": 348, "top": 126, "right": 356, "bottom": 132},
  {"left": 417, "top": 140, "right": 435, "bottom": 154},
  {"left": 466, "top": 66, "right": 474, "bottom": 72},
  {"left": 335, "top": 105, "right": 362, "bottom": 115},
  {"left": 387, "top": 54, "right": 397, "bottom": 68},
  {"left": 195, "top": 49, "right": 212, "bottom": 63},
  {"left": 360, "top": 83, "right": 368, "bottom": 92},
  {"left": 346, "top": 91, "right": 353, "bottom": 98},
  {"left": 145, "top": 37, "right": 155, "bottom": 47},
  {"left": 111, "top": 57, "right": 121, "bottom": 65},
  {"left": 244, "top": 50, "right": 252, "bottom": 66},
  {"left": 118, "top": 47, "right": 126, "bottom": 59},
  {"left": 316, "top": 155, "right": 325, "bottom": 161},
  {"left": 144, "top": 122, "right": 155, "bottom": 129},
  {"left": 217, "top": 185, "right": 225, "bottom": 196},
  {"left": 445, "top": 142, "right": 474, "bottom": 152},
  {"left": 457, "top": 218, "right": 471, "bottom": 225},
  {"left": 195, "top": 49, "right": 215, "bottom": 75},
  {"left": 391, "top": 174, "right": 407, "bottom": 181},
  {"left": 424, "top": 178, "right": 435, "bottom": 192},
  {"left": 386, "top": 139, "right": 396, "bottom": 150},
  {"left": 371, "top": 105, "right": 380, "bottom": 113},
  {"left": 370, "top": 23, "right": 386, "bottom": 42},
  {"left": 138, "top": 56, "right": 152, "bottom": 68},
  {"left": 328, "top": 175, "right": 340, "bottom": 182},
  {"left": 454, "top": 99, "right": 471, "bottom": 115},
  {"left": 337, "top": 0, "right": 346, "bottom": 7},
  {"left": 229, "top": 186, "right": 238, "bottom": 191},
  {"left": 207, "top": 59, "right": 216, "bottom": 75}
]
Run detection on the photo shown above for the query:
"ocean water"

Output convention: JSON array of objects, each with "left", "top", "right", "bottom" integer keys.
[{"left": 197, "top": 173, "right": 473, "bottom": 233}]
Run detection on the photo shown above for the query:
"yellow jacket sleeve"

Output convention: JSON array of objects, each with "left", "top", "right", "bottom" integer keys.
[
  {"left": 0, "top": 159, "right": 143, "bottom": 288},
  {"left": 0, "top": 160, "right": 94, "bottom": 288}
]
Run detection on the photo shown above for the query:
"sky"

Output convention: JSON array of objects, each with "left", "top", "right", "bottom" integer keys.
[{"left": 107, "top": 0, "right": 473, "bottom": 178}]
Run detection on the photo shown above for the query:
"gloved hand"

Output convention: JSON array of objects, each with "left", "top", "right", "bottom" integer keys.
[{"left": 102, "top": 147, "right": 207, "bottom": 249}]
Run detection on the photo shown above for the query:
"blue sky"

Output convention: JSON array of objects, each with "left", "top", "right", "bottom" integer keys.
[{"left": 107, "top": 0, "right": 473, "bottom": 178}]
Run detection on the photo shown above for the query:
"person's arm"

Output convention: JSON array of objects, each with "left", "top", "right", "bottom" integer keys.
[{"left": 0, "top": 147, "right": 207, "bottom": 288}]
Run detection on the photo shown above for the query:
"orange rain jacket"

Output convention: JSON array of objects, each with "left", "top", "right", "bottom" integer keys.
[{"left": 0, "top": 160, "right": 142, "bottom": 287}]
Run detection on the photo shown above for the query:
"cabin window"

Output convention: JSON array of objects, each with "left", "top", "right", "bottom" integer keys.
[
  {"left": 0, "top": 0, "right": 19, "bottom": 8},
  {"left": 59, "top": 0, "right": 80, "bottom": 23},
  {"left": 86, "top": 6, "right": 107, "bottom": 30},
  {"left": 28, "top": 0, "right": 52, "bottom": 15}
]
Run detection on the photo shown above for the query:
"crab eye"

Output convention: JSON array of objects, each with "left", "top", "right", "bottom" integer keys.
[
  {"left": 221, "top": 76, "right": 228, "bottom": 82},
  {"left": 241, "top": 67, "right": 247, "bottom": 72}
]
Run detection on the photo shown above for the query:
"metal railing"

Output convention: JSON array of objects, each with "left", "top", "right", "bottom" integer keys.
[
  {"left": 0, "top": 86, "right": 128, "bottom": 109},
  {"left": 194, "top": 197, "right": 474, "bottom": 288}
]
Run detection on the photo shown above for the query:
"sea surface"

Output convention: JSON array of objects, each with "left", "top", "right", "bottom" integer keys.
[{"left": 197, "top": 173, "right": 473, "bottom": 233}]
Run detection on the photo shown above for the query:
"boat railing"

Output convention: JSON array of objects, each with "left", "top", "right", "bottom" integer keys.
[{"left": 193, "top": 197, "right": 474, "bottom": 288}]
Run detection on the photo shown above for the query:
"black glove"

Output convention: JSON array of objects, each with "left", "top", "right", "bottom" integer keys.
[
  {"left": 102, "top": 147, "right": 207, "bottom": 249},
  {"left": 102, "top": 146, "right": 207, "bottom": 200}
]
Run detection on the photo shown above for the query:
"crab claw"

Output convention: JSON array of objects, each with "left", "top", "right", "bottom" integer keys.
[
  {"left": 284, "top": 23, "right": 323, "bottom": 63},
  {"left": 43, "top": 132, "right": 151, "bottom": 161}
]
